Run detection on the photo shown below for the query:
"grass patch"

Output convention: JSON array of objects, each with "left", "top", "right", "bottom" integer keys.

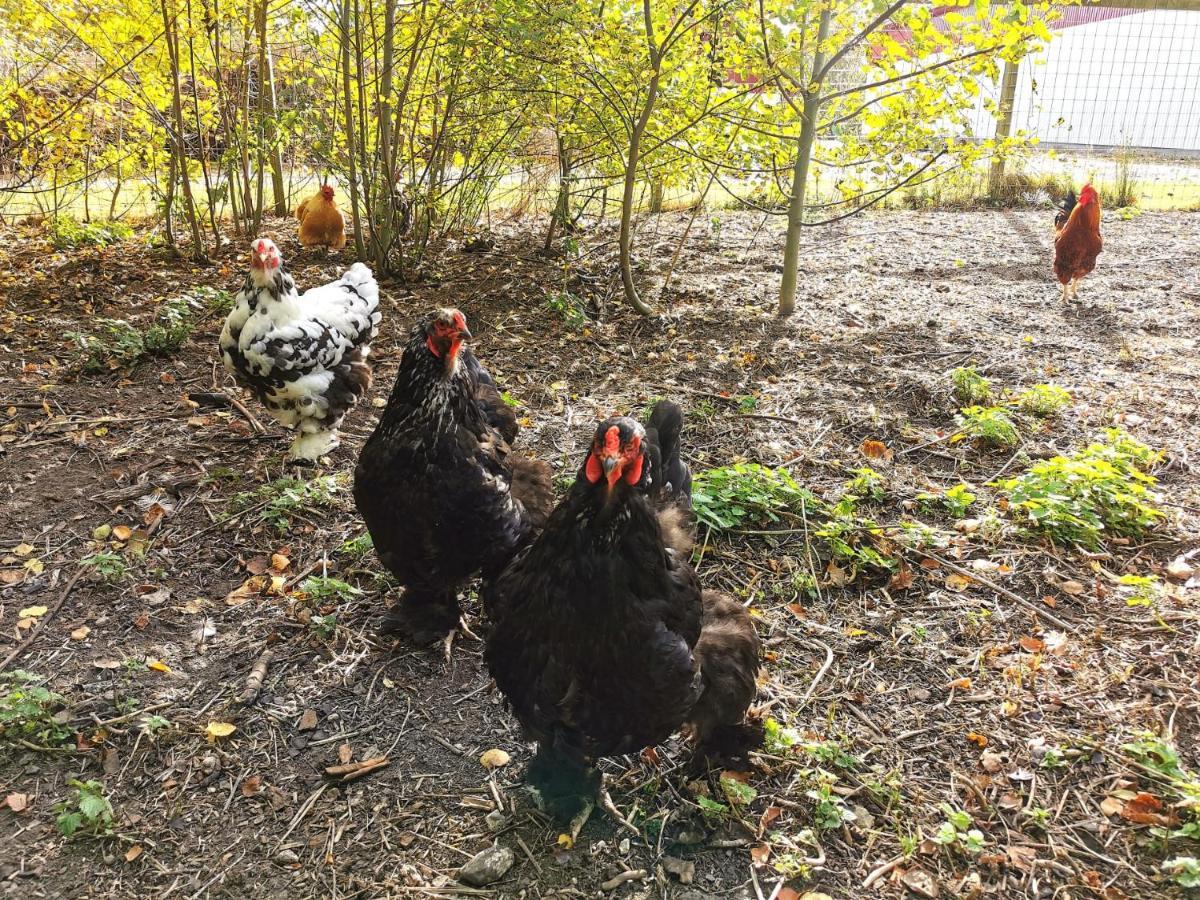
[{"left": 998, "top": 428, "right": 1163, "bottom": 548}]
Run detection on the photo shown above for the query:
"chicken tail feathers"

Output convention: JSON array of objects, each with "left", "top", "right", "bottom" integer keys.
[
  {"left": 647, "top": 400, "right": 692, "bottom": 505},
  {"left": 1054, "top": 188, "right": 1076, "bottom": 232}
]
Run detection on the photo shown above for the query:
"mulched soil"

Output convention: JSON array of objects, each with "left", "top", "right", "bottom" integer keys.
[{"left": 0, "top": 207, "right": 1198, "bottom": 900}]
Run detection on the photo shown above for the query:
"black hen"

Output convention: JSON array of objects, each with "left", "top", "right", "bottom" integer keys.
[
  {"left": 353, "top": 309, "right": 553, "bottom": 644},
  {"left": 1054, "top": 188, "right": 1077, "bottom": 233},
  {"left": 484, "top": 401, "right": 760, "bottom": 820}
]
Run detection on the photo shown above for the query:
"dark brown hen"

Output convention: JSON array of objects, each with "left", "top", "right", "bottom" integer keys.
[
  {"left": 353, "top": 309, "right": 553, "bottom": 644},
  {"left": 483, "top": 402, "right": 760, "bottom": 820}
]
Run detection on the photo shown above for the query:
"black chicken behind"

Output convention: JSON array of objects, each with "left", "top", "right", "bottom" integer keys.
[
  {"left": 353, "top": 309, "right": 553, "bottom": 644},
  {"left": 484, "top": 401, "right": 760, "bottom": 820}
]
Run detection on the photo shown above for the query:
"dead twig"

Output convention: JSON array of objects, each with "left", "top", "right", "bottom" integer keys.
[
  {"left": 916, "top": 549, "right": 1077, "bottom": 633},
  {"left": 324, "top": 756, "right": 390, "bottom": 782},
  {"left": 0, "top": 567, "right": 85, "bottom": 673},
  {"left": 862, "top": 853, "right": 905, "bottom": 889},
  {"left": 600, "top": 870, "right": 647, "bottom": 891}
]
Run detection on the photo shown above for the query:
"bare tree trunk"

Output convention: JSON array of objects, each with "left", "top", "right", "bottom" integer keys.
[
  {"left": 778, "top": 5, "right": 831, "bottom": 318},
  {"left": 160, "top": 0, "right": 207, "bottom": 259},
  {"left": 340, "top": 0, "right": 366, "bottom": 258},
  {"left": 617, "top": 82, "right": 659, "bottom": 314},
  {"left": 255, "top": 0, "right": 287, "bottom": 216}
]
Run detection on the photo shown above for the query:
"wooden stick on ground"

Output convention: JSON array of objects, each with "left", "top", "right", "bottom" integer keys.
[
  {"left": 0, "top": 566, "right": 85, "bottom": 673},
  {"left": 238, "top": 647, "right": 275, "bottom": 705},
  {"left": 918, "top": 550, "right": 1078, "bottom": 634}
]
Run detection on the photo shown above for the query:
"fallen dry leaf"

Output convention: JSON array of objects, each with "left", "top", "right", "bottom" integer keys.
[
  {"left": 980, "top": 750, "right": 1003, "bottom": 773},
  {"left": 945, "top": 573, "right": 972, "bottom": 592},
  {"left": 859, "top": 439, "right": 893, "bottom": 461},
  {"left": 338, "top": 743, "right": 353, "bottom": 765},
  {"left": 5, "top": 793, "right": 30, "bottom": 813},
  {"left": 147, "top": 659, "right": 171, "bottom": 674},
  {"left": 1120, "top": 791, "right": 1177, "bottom": 827},
  {"left": 1007, "top": 845, "right": 1037, "bottom": 872},
  {"left": 1018, "top": 635, "right": 1045, "bottom": 653},
  {"left": 13, "top": 543, "right": 35, "bottom": 557},
  {"left": 204, "top": 721, "right": 237, "bottom": 742},
  {"left": 1100, "top": 795, "right": 1125, "bottom": 817},
  {"left": 946, "top": 677, "right": 972, "bottom": 691},
  {"left": 124, "top": 844, "right": 143, "bottom": 863},
  {"left": 966, "top": 732, "right": 988, "bottom": 748},
  {"left": 297, "top": 709, "right": 319, "bottom": 731},
  {"left": 19, "top": 605, "right": 48, "bottom": 618},
  {"left": 1060, "top": 580, "right": 1085, "bottom": 596},
  {"left": 270, "top": 553, "right": 290, "bottom": 572},
  {"left": 112, "top": 525, "right": 133, "bottom": 541},
  {"left": 479, "top": 748, "right": 511, "bottom": 769},
  {"left": 23, "top": 558, "right": 44, "bottom": 576},
  {"left": 70, "top": 625, "right": 91, "bottom": 641},
  {"left": 241, "top": 775, "right": 263, "bottom": 797},
  {"left": 888, "top": 567, "right": 914, "bottom": 591},
  {"left": 750, "top": 844, "right": 771, "bottom": 865},
  {"left": 758, "top": 805, "right": 783, "bottom": 835}
]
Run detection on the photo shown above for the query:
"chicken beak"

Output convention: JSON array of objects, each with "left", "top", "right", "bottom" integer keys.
[{"left": 458, "top": 325, "right": 473, "bottom": 341}]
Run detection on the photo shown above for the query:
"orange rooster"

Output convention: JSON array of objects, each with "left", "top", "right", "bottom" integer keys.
[
  {"left": 296, "top": 184, "right": 347, "bottom": 251},
  {"left": 1053, "top": 183, "right": 1102, "bottom": 302}
]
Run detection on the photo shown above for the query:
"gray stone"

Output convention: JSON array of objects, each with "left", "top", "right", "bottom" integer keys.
[{"left": 458, "top": 846, "right": 515, "bottom": 886}]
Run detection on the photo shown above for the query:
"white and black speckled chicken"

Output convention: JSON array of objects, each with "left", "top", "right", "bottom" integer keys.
[
  {"left": 353, "top": 308, "right": 554, "bottom": 645},
  {"left": 219, "top": 238, "right": 380, "bottom": 462},
  {"left": 483, "top": 402, "right": 762, "bottom": 822}
]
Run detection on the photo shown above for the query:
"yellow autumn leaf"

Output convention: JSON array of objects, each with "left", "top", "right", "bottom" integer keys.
[
  {"left": 19, "top": 605, "right": 48, "bottom": 617},
  {"left": 204, "top": 721, "right": 237, "bottom": 742},
  {"left": 23, "top": 559, "right": 44, "bottom": 575},
  {"left": 556, "top": 833, "right": 574, "bottom": 849},
  {"left": 147, "top": 659, "right": 172, "bottom": 674},
  {"left": 13, "top": 543, "right": 35, "bottom": 557},
  {"left": 113, "top": 525, "right": 133, "bottom": 541}
]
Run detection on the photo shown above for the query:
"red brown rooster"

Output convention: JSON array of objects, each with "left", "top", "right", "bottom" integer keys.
[
  {"left": 483, "top": 402, "right": 761, "bottom": 822},
  {"left": 1054, "top": 183, "right": 1102, "bottom": 302},
  {"left": 353, "top": 309, "right": 553, "bottom": 646}
]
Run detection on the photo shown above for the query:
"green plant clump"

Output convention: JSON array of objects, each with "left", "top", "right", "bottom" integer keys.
[
  {"left": 46, "top": 216, "right": 133, "bottom": 249},
  {"left": 55, "top": 779, "right": 114, "bottom": 838},
  {"left": 0, "top": 671, "right": 71, "bottom": 746},
  {"left": 1017, "top": 384, "right": 1071, "bottom": 417},
  {"left": 950, "top": 365, "right": 991, "bottom": 405},
  {"left": 82, "top": 550, "right": 127, "bottom": 583},
  {"left": 68, "top": 292, "right": 201, "bottom": 373},
  {"left": 301, "top": 577, "right": 362, "bottom": 604},
  {"left": 956, "top": 405, "right": 1020, "bottom": 448},
  {"left": 999, "top": 429, "right": 1163, "bottom": 548},
  {"left": 232, "top": 475, "right": 341, "bottom": 533},
  {"left": 691, "top": 463, "right": 819, "bottom": 531}
]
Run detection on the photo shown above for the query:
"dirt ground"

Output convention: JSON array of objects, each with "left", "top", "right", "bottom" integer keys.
[{"left": 1, "top": 208, "right": 1198, "bottom": 900}]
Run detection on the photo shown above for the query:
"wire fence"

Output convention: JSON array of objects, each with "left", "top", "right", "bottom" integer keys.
[{"left": 971, "top": 1, "right": 1200, "bottom": 209}]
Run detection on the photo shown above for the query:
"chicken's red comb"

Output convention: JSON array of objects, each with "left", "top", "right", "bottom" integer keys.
[{"left": 603, "top": 425, "right": 621, "bottom": 455}]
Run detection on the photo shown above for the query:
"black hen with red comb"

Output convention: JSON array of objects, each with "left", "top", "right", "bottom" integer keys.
[
  {"left": 483, "top": 401, "right": 761, "bottom": 821},
  {"left": 353, "top": 309, "right": 553, "bottom": 645}
]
